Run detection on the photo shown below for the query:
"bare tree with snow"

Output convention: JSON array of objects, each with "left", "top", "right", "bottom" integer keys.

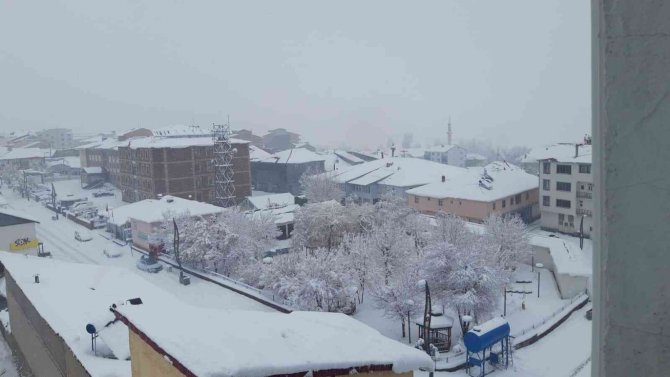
[
  {"left": 482, "top": 214, "right": 531, "bottom": 270},
  {"left": 299, "top": 169, "right": 344, "bottom": 204}
]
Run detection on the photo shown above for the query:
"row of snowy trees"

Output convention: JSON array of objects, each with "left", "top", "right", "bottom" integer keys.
[{"left": 268, "top": 189, "right": 531, "bottom": 336}]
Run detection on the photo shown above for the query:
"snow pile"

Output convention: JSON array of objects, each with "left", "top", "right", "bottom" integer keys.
[
  {"left": 109, "top": 195, "right": 223, "bottom": 226},
  {"left": 260, "top": 148, "right": 326, "bottom": 164},
  {"left": 116, "top": 303, "right": 434, "bottom": 377},
  {"left": 406, "top": 161, "right": 538, "bottom": 201},
  {"left": 0, "top": 252, "right": 182, "bottom": 377}
]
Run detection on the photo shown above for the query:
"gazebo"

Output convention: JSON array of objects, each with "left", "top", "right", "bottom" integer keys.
[{"left": 415, "top": 305, "right": 454, "bottom": 352}]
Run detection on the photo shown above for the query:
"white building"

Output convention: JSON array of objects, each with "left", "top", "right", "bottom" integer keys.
[
  {"left": 423, "top": 145, "right": 467, "bottom": 167},
  {"left": 37, "top": 128, "right": 74, "bottom": 150},
  {"left": 524, "top": 142, "right": 593, "bottom": 237},
  {"left": 0, "top": 208, "right": 40, "bottom": 253}
]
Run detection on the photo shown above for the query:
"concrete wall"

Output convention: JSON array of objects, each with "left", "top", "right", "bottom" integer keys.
[
  {"left": 532, "top": 245, "right": 588, "bottom": 299},
  {"left": 5, "top": 273, "right": 90, "bottom": 377},
  {"left": 592, "top": 1, "right": 670, "bottom": 375},
  {"left": 0, "top": 223, "right": 37, "bottom": 253},
  {"left": 251, "top": 160, "right": 323, "bottom": 195}
]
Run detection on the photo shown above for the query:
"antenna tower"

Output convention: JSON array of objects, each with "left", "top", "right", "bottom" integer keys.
[{"left": 212, "top": 122, "right": 236, "bottom": 207}]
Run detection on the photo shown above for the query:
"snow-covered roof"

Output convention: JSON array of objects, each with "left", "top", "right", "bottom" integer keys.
[
  {"left": 398, "top": 148, "right": 426, "bottom": 158},
  {"left": 406, "top": 161, "right": 538, "bottom": 201},
  {"left": 466, "top": 153, "right": 487, "bottom": 161},
  {"left": 322, "top": 152, "right": 355, "bottom": 172},
  {"left": 246, "top": 193, "right": 295, "bottom": 210},
  {"left": 82, "top": 166, "right": 104, "bottom": 174},
  {"left": 0, "top": 252, "right": 181, "bottom": 377},
  {"left": 119, "top": 195, "right": 223, "bottom": 225},
  {"left": 471, "top": 317, "right": 509, "bottom": 335},
  {"left": 0, "top": 207, "right": 40, "bottom": 224},
  {"left": 46, "top": 157, "right": 81, "bottom": 169},
  {"left": 126, "top": 136, "right": 248, "bottom": 149},
  {"left": 0, "top": 148, "right": 50, "bottom": 160},
  {"left": 334, "top": 150, "right": 364, "bottom": 164},
  {"left": 414, "top": 314, "right": 454, "bottom": 329},
  {"left": 151, "top": 124, "right": 211, "bottom": 137},
  {"left": 333, "top": 157, "right": 469, "bottom": 189},
  {"left": 115, "top": 303, "right": 434, "bottom": 377},
  {"left": 529, "top": 231, "right": 592, "bottom": 277},
  {"left": 522, "top": 143, "right": 592, "bottom": 164},
  {"left": 249, "top": 145, "right": 272, "bottom": 161},
  {"left": 259, "top": 148, "right": 326, "bottom": 164},
  {"left": 425, "top": 144, "right": 461, "bottom": 153}
]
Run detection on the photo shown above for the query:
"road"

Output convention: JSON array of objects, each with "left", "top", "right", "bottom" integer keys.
[{"left": 2, "top": 188, "right": 274, "bottom": 312}]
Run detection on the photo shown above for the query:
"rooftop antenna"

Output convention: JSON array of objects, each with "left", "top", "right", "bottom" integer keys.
[
  {"left": 212, "top": 119, "right": 236, "bottom": 207},
  {"left": 447, "top": 117, "right": 453, "bottom": 145}
]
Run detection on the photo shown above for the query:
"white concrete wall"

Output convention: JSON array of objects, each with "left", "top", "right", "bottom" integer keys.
[
  {"left": 593, "top": 1, "right": 670, "bottom": 375},
  {"left": 0, "top": 223, "right": 37, "bottom": 252}
]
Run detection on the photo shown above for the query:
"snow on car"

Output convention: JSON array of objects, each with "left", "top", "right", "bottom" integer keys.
[
  {"left": 136, "top": 255, "right": 163, "bottom": 273},
  {"left": 74, "top": 230, "right": 93, "bottom": 242},
  {"left": 103, "top": 248, "right": 122, "bottom": 258}
]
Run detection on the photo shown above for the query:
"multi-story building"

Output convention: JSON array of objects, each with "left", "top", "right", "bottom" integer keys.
[
  {"left": 251, "top": 148, "right": 325, "bottom": 195},
  {"left": 261, "top": 128, "right": 301, "bottom": 152},
  {"left": 36, "top": 128, "right": 74, "bottom": 150},
  {"left": 524, "top": 142, "right": 593, "bottom": 237},
  {"left": 423, "top": 145, "right": 467, "bottom": 167},
  {"left": 406, "top": 161, "right": 540, "bottom": 223},
  {"left": 118, "top": 136, "right": 251, "bottom": 204}
]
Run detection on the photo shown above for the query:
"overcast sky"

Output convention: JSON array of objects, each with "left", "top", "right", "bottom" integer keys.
[{"left": 0, "top": 0, "right": 590, "bottom": 149}]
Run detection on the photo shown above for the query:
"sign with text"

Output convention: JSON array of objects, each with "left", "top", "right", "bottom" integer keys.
[{"left": 10, "top": 237, "right": 38, "bottom": 251}]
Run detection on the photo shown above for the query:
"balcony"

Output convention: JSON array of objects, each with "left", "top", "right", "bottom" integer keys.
[
  {"left": 576, "top": 208, "right": 592, "bottom": 216},
  {"left": 577, "top": 191, "right": 593, "bottom": 199}
]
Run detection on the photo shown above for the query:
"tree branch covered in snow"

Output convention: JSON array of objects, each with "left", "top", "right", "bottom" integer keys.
[{"left": 299, "top": 169, "right": 344, "bottom": 204}]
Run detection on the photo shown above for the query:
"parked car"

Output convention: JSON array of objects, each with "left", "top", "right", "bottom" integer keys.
[
  {"left": 136, "top": 255, "right": 163, "bottom": 273},
  {"left": 74, "top": 230, "right": 93, "bottom": 242},
  {"left": 103, "top": 248, "right": 122, "bottom": 258},
  {"left": 93, "top": 190, "right": 115, "bottom": 198}
]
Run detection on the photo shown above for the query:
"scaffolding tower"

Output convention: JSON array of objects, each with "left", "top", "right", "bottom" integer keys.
[{"left": 212, "top": 123, "right": 236, "bottom": 207}]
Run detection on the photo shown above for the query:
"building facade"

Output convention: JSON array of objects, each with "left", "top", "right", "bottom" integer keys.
[
  {"left": 251, "top": 148, "right": 325, "bottom": 195},
  {"left": 526, "top": 142, "right": 594, "bottom": 237},
  {"left": 261, "top": 128, "right": 301, "bottom": 152},
  {"left": 423, "top": 145, "right": 467, "bottom": 167},
  {"left": 36, "top": 128, "right": 74, "bottom": 150},
  {"left": 118, "top": 138, "right": 251, "bottom": 205},
  {"left": 538, "top": 156, "right": 593, "bottom": 237}
]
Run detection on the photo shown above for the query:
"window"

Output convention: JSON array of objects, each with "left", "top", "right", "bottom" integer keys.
[
  {"left": 414, "top": 196, "right": 419, "bottom": 204},
  {"left": 543, "top": 196, "right": 550, "bottom": 206},
  {"left": 568, "top": 215, "right": 574, "bottom": 227},
  {"left": 559, "top": 214, "right": 565, "bottom": 225},
  {"left": 502, "top": 199, "right": 506, "bottom": 208},
  {"left": 579, "top": 200, "right": 584, "bottom": 207},
  {"left": 556, "top": 182, "right": 572, "bottom": 192},
  {"left": 581, "top": 184, "right": 585, "bottom": 190},
  {"left": 588, "top": 183, "right": 593, "bottom": 191},
  {"left": 515, "top": 194, "right": 522, "bottom": 203},
  {"left": 556, "top": 199, "right": 571, "bottom": 208},
  {"left": 579, "top": 164, "right": 591, "bottom": 174},
  {"left": 438, "top": 199, "right": 443, "bottom": 206},
  {"left": 543, "top": 179, "right": 550, "bottom": 190},
  {"left": 556, "top": 164, "right": 572, "bottom": 174},
  {"left": 543, "top": 162, "right": 551, "bottom": 174}
]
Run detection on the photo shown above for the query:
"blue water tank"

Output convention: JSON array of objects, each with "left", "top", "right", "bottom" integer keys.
[{"left": 463, "top": 317, "right": 510, "bottom": 353}]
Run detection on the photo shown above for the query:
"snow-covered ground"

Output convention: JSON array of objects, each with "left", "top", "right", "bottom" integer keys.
[
  {"left": 1, "top": 186, "right": 273, "bottom": 312},
  {"left": 416, "top": 305, "right": 592, "bottom": 376},
  {"left": 355, "top": 263, "right": 570, "bottom": 347},
  {"left": 51, "top": 178, "right": 124, "bottom": 209}
]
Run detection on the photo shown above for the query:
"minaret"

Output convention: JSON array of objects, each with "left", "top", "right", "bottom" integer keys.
[{"left": 447, "top": 117, "right": 453, "bottom": 145}]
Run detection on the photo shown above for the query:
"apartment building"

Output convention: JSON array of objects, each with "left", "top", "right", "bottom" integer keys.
[
  {"left": 251, "top": 148, "right": 325, "bottom": 195},
  {"left": 118, "top": 136, "right": 251, "bottom": 204},
  {"left": 36, "top": 128, "right": 74, "bottom": 150},
  {"left": 524, "top": 142, "right": 593, "bottom": 237},
  {"left": 407, "top": 161, "right": 540, "bottom": 223},
  {"left": 423, "top": 145, "right": 467, "bottom": 167}
]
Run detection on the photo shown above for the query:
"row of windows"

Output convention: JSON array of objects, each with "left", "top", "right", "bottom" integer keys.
[
  {"left": 542, "top": 179, "right": 575, "bottom": 192},
  {"left": 543, "top": 196, "right": 572, "bottom": 209},
  {"left": 414, "top": 191, "right": 532, "bottom": 209},
  {"left": 542, "top": 162, "right": 592, "bottom": 175}
]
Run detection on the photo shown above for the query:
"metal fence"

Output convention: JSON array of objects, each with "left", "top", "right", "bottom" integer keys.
[{"left": 512, "top": 293, "right": 588, "bottom": 338}]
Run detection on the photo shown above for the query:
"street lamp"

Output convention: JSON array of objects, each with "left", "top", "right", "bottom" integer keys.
[
  {"left": 535, "top": 263, "right": 544, "bottom": 298},
  {"left": 405, "top": 299, "right": 415, "bottom": 344}
]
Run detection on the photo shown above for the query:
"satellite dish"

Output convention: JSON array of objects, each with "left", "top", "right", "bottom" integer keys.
[{"left": 86, "top": 324, "right": 97, "bottom": 334}]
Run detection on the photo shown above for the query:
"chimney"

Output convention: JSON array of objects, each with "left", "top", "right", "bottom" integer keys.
[
  {"left": 381, "top": 151, "right": 384, "bottom": 159},
  {"left": 441, "top": 175, "right": 446, "bottom": 182},
  {"left": 34, "top": 274, "right": 40, "bottom": 284},
  {"left": 391, "top": 144, "right": 396, "bottom": 157},
  {"left": 575, "top": 144, "right": 580, "bottom": 158}
]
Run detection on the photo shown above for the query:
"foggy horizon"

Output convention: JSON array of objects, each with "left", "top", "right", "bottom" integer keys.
[{"left": 0, "top": 1, "right": 590, "bottom": 149}]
